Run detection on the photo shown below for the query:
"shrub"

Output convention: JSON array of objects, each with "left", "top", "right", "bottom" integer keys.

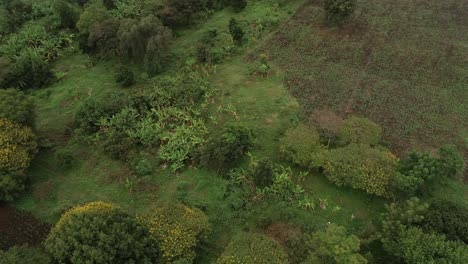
[
  {"left": 0, "top": 88, "right": 35, "bottom": 126},
  {"left": 199, "top": 122, "right": 254, "bottom": 169},
  {"left": 324, "top": 0, "right": 356, "bottom": 26},
  {"left": 8, "top": 48, "right": 52, "bottom": 89},
  {"left": 323, "top": 144, "right": 398, "bottom": 197},
  {"left": 306, "top": 224, "right": 367, "bottom": 263},
  {"left": 217, "top": 233, "right": 289, "bottom": 264},
  {"left": 437, "top": 144, "right": 464, "bottom": 179},
  {"left": 422, "top": 199, "right": 468, "bottom": 243},
  {"left": 393, "top": 151, "right": 438, "bottom": 195},
  {"left": 114, "top": 64, "right": 135, "bottom": 87},
  {"left": 0, "top": 118, "right": 37, "bottom": 173},
  {"left": 229, "top": 18, "right": 244, "bottom": 46},
  {"left": 280, "top": 124, "right": 324, "bottom": 169},
  {"left": 0, "top": 246, "right": 50, "bottom": 264},
  {"left": 339, "top": 117, "right": 382, "bottom": 146},
  {"left": 45, "top": 201, "right": 158, "bottom": 263},
  {"left": 250, "top": 157, "right": 275, "bottom": 188},
  {"left": 135, "top": 159, "right": 153, "bottom": 176},
  {"left": 140, "top": 203, "right": 210, "bottom": 263},
  {"left": 3, "top": 0, "right": 33, "bottom": 33},
  {"left": 55, "top": 148, "right": 74, "bottom": 169},
  {"left": 74, "top": 92, "right": 127, "bottom": 134},
  {"left": 196, "top": 29, "right": 221, "bottom": 64}
]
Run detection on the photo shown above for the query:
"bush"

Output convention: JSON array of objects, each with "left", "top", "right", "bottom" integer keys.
[
  {"left": 323, "top": 144, "right": 398, "bottom": 197},
  {"left": 229, "top": 18, "right": 244, "bottom": 46},
  {"left": 279, "top": 124, "right": 324, "bottom": 169},
  {"left": 76, "top": 2, "right": 111, "bottom": 35},
  {"left": 114, "top": 64, "right": 135, "bottom": 87},
  {"left": 199, "top": 122, "right": 254, "bottom": 169},
  {"left": 422, "top": 199, "right": 468, "bottom": 243},
  {"left": 437, "top": 144, "right": 464, "bottom": 179},
  {"left": 134, "top": 159, "right": 153, "bottom": 176},
  {"left": 305, "top": 224, "right": 367, "bottom": 263},
  {"left": 55, "top": 148, "right": 74, "bottom": 169},
  {"left": 217, "top": 233, "right": 289, "bottom": 264},
  {"left": 393, "top": 151, "right": 438, "bottom": 195},
  {"left": 250, "top": 157, "right": 275, "bottom": 188},
  {"left": 0, "top": 118, "right": 37, "bottom": 173},
  {"left": 0, "top": 246, "right": 50, "bottom": 264},
  {"left": 7, "top": 48, "right": 52, "bottom": 89},
  {"left": 339, "top": 117, "right": 382, "bottom": 146},
  {"left": 0, "top": 88, "right": 35, "bottom": 126},
  {"left": 231, "top": 0, "right": 247, "bottom": 12},
  {"left": 324, "top": 0, "right": 356, "bottom": 26},
  {"left": 45, "top": 201, "right": 158, "bottom": 263},
  {"left": 140, "top": 203, "right": 210, "bottom": 263},
  {"left": 3, "top": 0, "right": 33, "bottom": 33}
]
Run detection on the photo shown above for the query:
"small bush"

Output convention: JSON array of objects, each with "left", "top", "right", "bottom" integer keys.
[
  {"left": 140, "top": 203, "right": 211, "bottom": 263},
  {"left": 229, "top": 18, "right": 245, "bottom": 46},
  {"left": 114, "top": 65, "right": 135, "bottom": 87},
  {"left": 135, "top": 159, "right": 153, "bottom": 176},
  {"left": 55, "top": 148, "right": 74, "bottom": 169},
  {"left": 250, "top": 157, "right": 275, "bottom": 188},
  {"left": 280, "top": 124, "right": 324, "bottom": 169},
  {"left": 231, "top": 0, "right": 247, "bottom": 12},
  {"left": 324, "top": 0, "right": 357, "bottom": 26},
  {"left": 217, "top": 233, "right": 289, "bottom": 264},
  {"left": 437, "top": 144, "right": 464, "bottom": 179},
  {"left": 8, "top": 48, "right": 52, "bottom": 90},
  {"left": 339, "top": 116, "right": 382, "bottom": 146}
]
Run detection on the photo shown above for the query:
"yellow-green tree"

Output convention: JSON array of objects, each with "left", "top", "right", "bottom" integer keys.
[
  {"left": 0, "top": 118, "right": 37, "bottom": 201},
  {"left": 217, "top": 233, "right": 289, "bottom": 264},
  {"left": 140, "top": 203, "right": 211, "bottom": 263},
  {"left": 45, "top": 201, "right": 158, "bottom": 263}
]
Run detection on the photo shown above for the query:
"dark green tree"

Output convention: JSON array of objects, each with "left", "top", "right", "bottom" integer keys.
[
  {"left": 0, "top": 88, "right": 35, "bottom": 126},
  {"left": 436, "top": 144, "right": 464, "bottom": 179},
  {"left": 231, "top": 0, "right": 247, "bottom": 12},
  {"left": 250, "top": 157, "right": 275, "bottom": 188},
  {"left": 52, "top": 0, "right": 80, "bottom": 29}
]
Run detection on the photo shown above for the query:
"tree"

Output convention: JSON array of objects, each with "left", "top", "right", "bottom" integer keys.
[
  {"left": 393, "top": 151, "right": 438, "bottom": 195},
  {"left": 231, "top": 0, "right": 247, "bottom": 12},
  {"left": 45, "top": 201, "right": 158, "bottom": 264},
  {"left": 118, "top": 15, "right": 173, "bottom": 74},
  {"left": 217, "top": 233, "right": 289, "bottom": 264},
  {"left": 87, "top": 18, "right": 121, "bottom": 55},
  {"left": 165, "top": 0, "right": 209, "bottom": 26},
  {"left": 0, "top": 118, "right": 37, "bottom": 201},
  {"left": 76, "top": 2, "right": 111, "bottom": 35},
  {"left": 0, "top": 246, "right": 50, "bottom": 264},
  {"left": 199, "top": 122, "right": 254, "bottom": 170},
  {"left": 140, "top": 203, "right": 210, "bottom": 263},
  {"left": 114, "top": 64, "right": 135, "bottom": 87},
  {"left": 379, "top": 198, "right": 468, "bottom": 263},
  {"left": 279, "top": 124, "right": 324, "bottom": 169},
  {"left": 339, "top": 117, "right": 382, "bottom": 146},
  {"left": 7, "top": 48, "right": 52, "bottom": 90},
  {"left": 324, "top": 0, "right": 357, "bottom": 26},
  {"left": 0, "top": 88, "right": 35, "bottom": 126},
  {"left": 437, "top": 144, "right": 464, "bottom": 179},
  {"left": 422, "top": 199, "right": 468, "bottom": 243},
  {"left": 307, "top": 224, "right": 367, "bottom": 264},
  {"left": 323, "top": 144, "right": 398, "bottom": 197},
  {"left": 228, "top": 18, "right": 244, "bottom": 45},
  {"left": 52, "top": 0, "right": 80, "bottom": 29},
  {"left": 250, "top": 157, "right": 275, "bottom": 188}
]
